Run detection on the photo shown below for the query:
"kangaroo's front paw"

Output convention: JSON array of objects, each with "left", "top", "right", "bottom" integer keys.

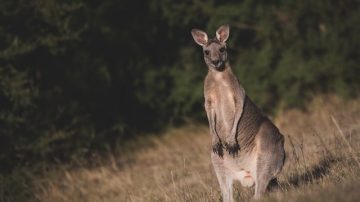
[
  {"left": 225, "top": 142, "right": 240, "bottom": 157},
  {"left": 212, "top": 141, "right": 224, "bottom": 157}
]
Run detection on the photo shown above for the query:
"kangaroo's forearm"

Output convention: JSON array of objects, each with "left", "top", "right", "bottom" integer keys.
[
  {"left": 207, "top": 107, "right": 224, "bottom": 157},
  {"left": 227, "top": 95, "right": 245, "bottom": 142},
  {"left": 227, "top": 105, "right": 242, "bottom": 141},
  {"left": 206, "top": 108, "right": 220, "bottom": 140}
]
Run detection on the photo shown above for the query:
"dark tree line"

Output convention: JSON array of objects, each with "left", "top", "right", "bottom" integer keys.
[{"left": 0, "top": 0, "right": 359, "bottom": 172}]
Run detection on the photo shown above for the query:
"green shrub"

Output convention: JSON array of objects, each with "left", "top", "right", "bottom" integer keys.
[{"left": 0, "top": 0, "right": 359, "bottom": 170}]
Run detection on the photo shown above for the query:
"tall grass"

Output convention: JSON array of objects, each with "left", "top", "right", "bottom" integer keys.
[{"left": 3, "top": 95, "right": 360, "bottom": 202}]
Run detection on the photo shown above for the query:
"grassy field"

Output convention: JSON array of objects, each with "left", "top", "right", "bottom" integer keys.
[{"left": 7, "top": 96, "right": 360, "bottom": 202}]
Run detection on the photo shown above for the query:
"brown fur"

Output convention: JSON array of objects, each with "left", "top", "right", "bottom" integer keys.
[{"left": 191, "top": 24, "right": 285, "bottom": 201}]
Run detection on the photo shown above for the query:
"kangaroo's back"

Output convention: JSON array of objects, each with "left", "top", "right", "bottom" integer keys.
[{"left": 236, "top": 96, "right": 264, "bottom": 151}]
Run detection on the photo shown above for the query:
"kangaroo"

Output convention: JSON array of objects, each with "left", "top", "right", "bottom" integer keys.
[{"left": 191, "top": 24, "right": 285, "bottom": 201}]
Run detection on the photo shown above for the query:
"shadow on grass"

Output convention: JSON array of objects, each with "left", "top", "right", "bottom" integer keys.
[
  {"left": 289, "top": 157, "right": 337, "bottom": 187},
  {"left": 269, "top": 156, "right": 339, "bottom": 192}
]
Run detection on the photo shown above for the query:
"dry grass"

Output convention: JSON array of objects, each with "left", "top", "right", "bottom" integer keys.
[{"left": 33, "top": 96, "right": 360, "bottom": 202}]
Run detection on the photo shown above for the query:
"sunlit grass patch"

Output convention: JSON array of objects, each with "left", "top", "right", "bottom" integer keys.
[{"left": 9, "top": 96, "right": 360, "bottom": 202}]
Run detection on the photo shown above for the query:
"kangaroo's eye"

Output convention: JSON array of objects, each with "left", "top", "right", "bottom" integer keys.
[
  {"left": 204, "top": 50, "right": 210, "bottom": 55},
  {"left": 219, "top": 47, "right": 226, "bottom": 53}
]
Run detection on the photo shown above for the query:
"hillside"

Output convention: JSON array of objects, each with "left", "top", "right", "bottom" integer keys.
[{"left": 28, "top": 96, "right": 360, "bottom": 201}]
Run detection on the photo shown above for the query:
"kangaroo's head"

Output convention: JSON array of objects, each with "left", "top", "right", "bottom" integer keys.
[{"left": 191, "top": 24, "right": 230, "bottom": 71}]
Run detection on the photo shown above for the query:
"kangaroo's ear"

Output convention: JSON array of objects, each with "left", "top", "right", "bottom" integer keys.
[
  {"left": 191, "top": 29, "right": 208, "bottom": 46},
  {"left": 216, "top": 24, "right": 230, "bottom": 43}
]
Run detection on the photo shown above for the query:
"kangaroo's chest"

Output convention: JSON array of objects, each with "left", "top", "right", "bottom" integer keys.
[
  {"left": 217, "top": 82, "right": 235, "bottom": 118},
  {"left": 210, "top": 78, "right": 236, "bottom": 133}
]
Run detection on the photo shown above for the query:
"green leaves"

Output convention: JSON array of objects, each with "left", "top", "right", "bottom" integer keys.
[{"left": 0, "top": 0, "right": 359, "bottom": 171}]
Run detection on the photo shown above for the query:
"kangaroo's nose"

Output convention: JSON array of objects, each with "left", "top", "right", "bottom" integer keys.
[{"left": 212, "top": 60, "right": 220, "bottom": 66}]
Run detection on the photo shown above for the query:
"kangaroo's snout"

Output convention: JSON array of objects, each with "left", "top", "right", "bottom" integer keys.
[
  {"left": 212, "top": 60, "right": 220, "bottom": 66},
  {"left": 212, "top": 60, "right": 225, "bottom": 71}
]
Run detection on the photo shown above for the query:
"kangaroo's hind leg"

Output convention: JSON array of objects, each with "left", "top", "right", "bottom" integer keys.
[
  {"left": 254, "top": 122, "right": 285, "bottom": 199},
  {"left": 254, "top": 156, "right": 274, "bottom": 200},
  {"left": 211, "top": 154, "right": 234, "bottom": 202}
]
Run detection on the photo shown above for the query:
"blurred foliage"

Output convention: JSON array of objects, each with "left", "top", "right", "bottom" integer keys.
[{"left": 0, "top": 0, "right": 360, "bottom": 171}]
